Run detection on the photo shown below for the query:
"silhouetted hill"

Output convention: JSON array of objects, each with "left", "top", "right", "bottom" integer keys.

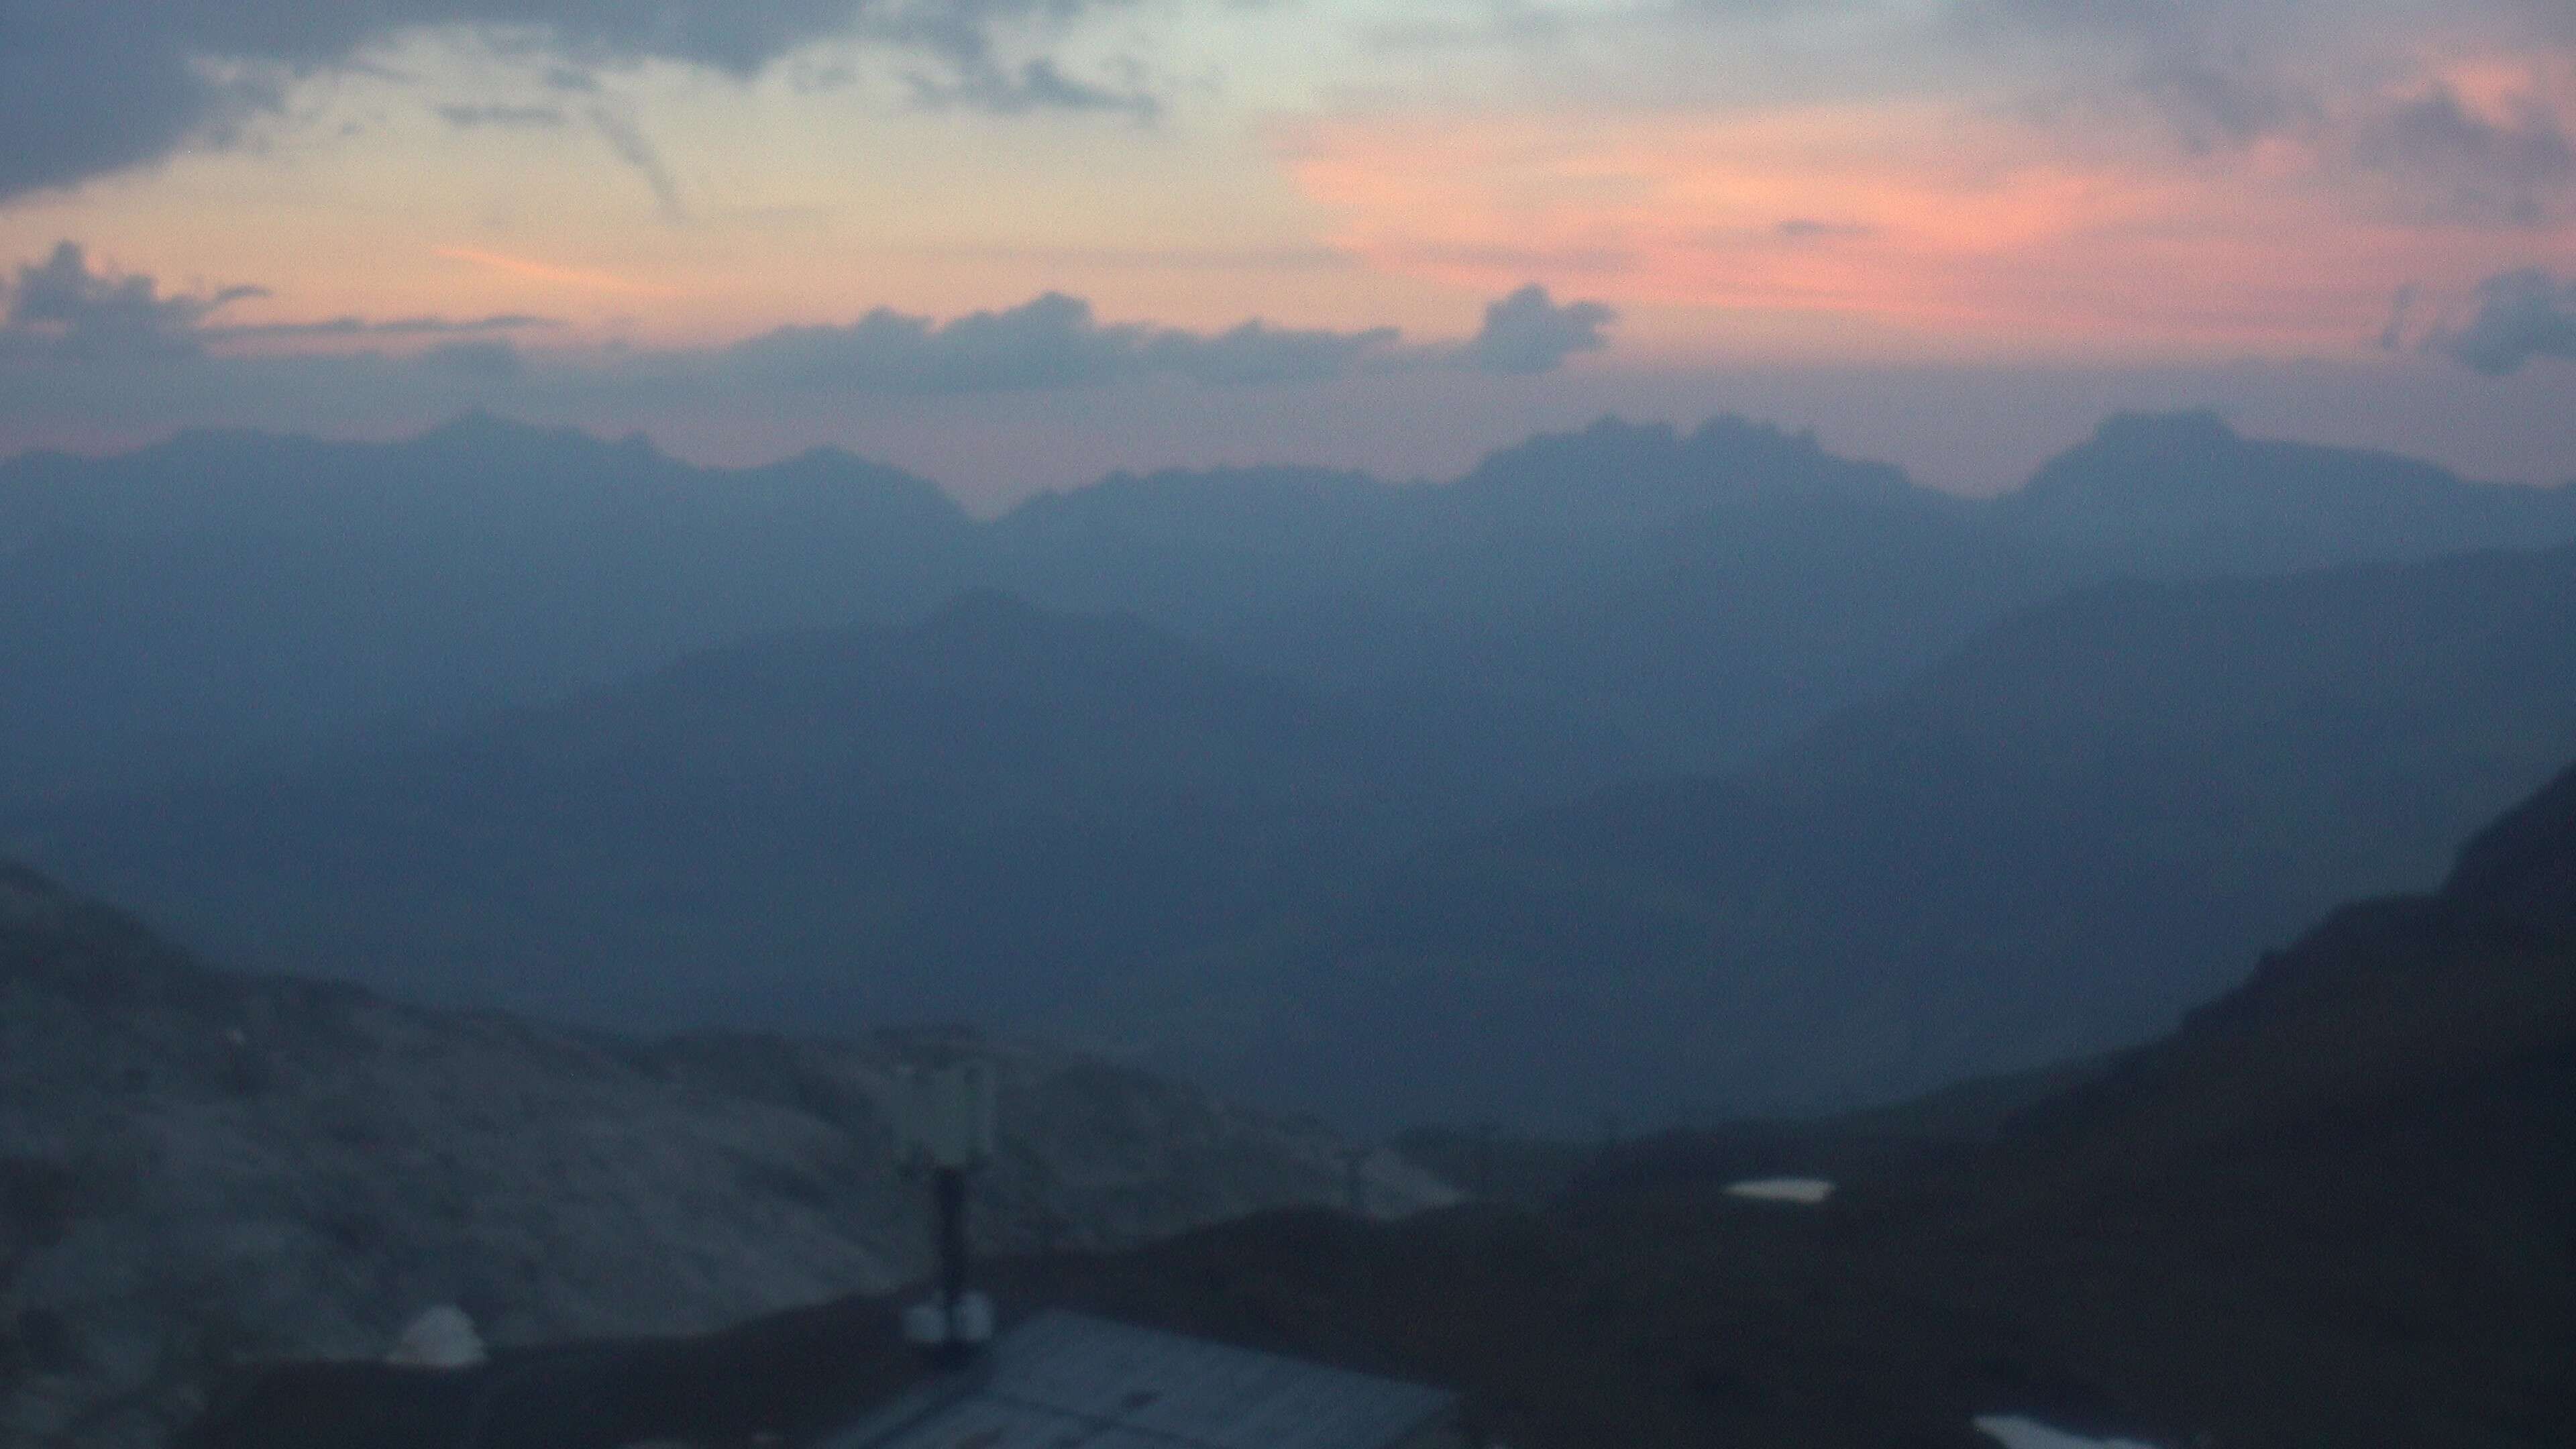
[
  {"left": 19, "top": 409, "right": 2571, "bottom": 810},
  {"left": 1446, "top": 413, "right": 1920, "bottom": 528},
  {"left": 982, "top": 465, "right": 1417, "bottom": 631},
  {"left": 2008, "top": 750, "right": 2576, "bottom": 1173},
  {"left": 994, "top": 417, "right": 2025, "bottom": 779},
  {"left": 1994, "top": 410, "right": 2576, "bottom": 573},
  {"left": 1206, "top": 543, "right": 2576, "bottom": 1128},
  {"left": 7, "top": 594, "right": 1509, "bottom": 1031},
  {"left": 182, "top": 760, "right": 2576, "bottom": 1448},
  {"left": 0, "top": 417, "right": 971, "bottom": 800},
  {"left": 16, "top": 410, "right": 2576, "bottom": 1131},
  {"left": 1190, "top": 412, "right": 2071, "bottom": 784}
]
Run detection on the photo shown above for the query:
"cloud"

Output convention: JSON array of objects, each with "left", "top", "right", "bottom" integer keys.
[
  {"left": 904, "top": 56, "right": 1157, "bottom": 121},
  {"left": 421, "top": 339, "right": 524, "bottom": 379},
  {"left": 1960, "top": 0, "right": 2576, "bottom": 219},
  {"left": 2133, "top": 50, "right": 2314, "bottom": 154},
  {"left": 1459, "top": 284, "right": 1619, "bottom": 375},
  {"left": 1, "top": 241, "right": 554, "bottom": 360},
  {"left": 2432, "top": 269, "right": 2576, "bottom": 375},
  {"left": 730, "top": 293, "right": 1137, "bottom": 390},
  {"left": 433, "top": 246, "right": 676, "bottom": 296},
  {"left": 2351, "top": 86, "right": 2576, "bottom": 226},
  {"left": 722, "top": 284, "right": 1616, "bottom": 392},
  {"left": 2376, "top": 282, "right": 2419, "bottom": 351},
  {"left": 1, "top": 242, "right": 263, "bottom": 360},
  {"left": 206, "top": 313, "right": 559, "bottom": 341},
  {"left": 1776, "top": 218, "right": 1880, "bottom": 241},
  {"left": 435, "top": 103, "right": 567, "bottom": 129},
  {"left": 586, "top": 108, "right": 686, "bottom": 221},
  {"left": 1140, "top": 319, "right": 1405, "bottom": 386},
  {"left": 0, "top": 0, "right": 1140, "bottom": 203},
  {"left": 726, "top": 292, "right": 1407, "bottom": 391},
  {"left": 3, "top": 239, "right": 1616, "bottom": 408}
]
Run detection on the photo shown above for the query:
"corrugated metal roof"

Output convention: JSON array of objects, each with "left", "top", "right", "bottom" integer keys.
[{"left": 819, "top": 1311, "right": 1456, "bottom": 1449}]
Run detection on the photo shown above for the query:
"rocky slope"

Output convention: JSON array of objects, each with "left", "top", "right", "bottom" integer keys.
[
  {"left": 186, "top": 757, "right": 2576, "bottom": 1449},
  {"left": 0, "top": 865, "right": 1452, "bottom": 1448}
]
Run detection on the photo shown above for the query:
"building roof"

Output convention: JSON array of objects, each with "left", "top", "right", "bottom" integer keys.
[{"left": 819, "top": 1310, "right": 1458, "bottom": 1449}]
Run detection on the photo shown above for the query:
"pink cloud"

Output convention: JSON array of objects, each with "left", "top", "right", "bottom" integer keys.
[{"left": 1280, "top": 85, "right": 2576, "bottom": 361}]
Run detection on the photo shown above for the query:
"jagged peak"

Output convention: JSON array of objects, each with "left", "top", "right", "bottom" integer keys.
[
  {"left": 411, "top": 409, "right": 655, "bottom": 458},
  {"left": 1454, "top": 410, "right": 1915, "bottom": 516}
]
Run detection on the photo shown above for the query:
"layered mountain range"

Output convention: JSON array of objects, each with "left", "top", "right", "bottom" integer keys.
[
  {"left": 7, "top": 411, "right": 2576, "bottom": 1128},
  {"left": 8, "top": 409, "right": 2571, "bottom": 804}
]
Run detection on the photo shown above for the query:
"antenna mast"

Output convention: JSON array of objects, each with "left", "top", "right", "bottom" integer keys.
[{"left": 894, "top": 1058, "right": 999, "bottom": 1368}]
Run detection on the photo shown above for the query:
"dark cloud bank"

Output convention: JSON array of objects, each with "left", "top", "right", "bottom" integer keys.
[
  {"left": 1, "top": 241, "right": 1619, "bottom": 398},
  {"left": 731, "top": 283, "right": 1617, "bottom": 391},
  {"left": 0, "top": 243, "right": 553, "bottom": 362},
  {"left": 2434, "top": 269, "right": 2576, "bottom": 376},
  {"left": 0, "top": 0, "right": 1146, "bottom": 202}
]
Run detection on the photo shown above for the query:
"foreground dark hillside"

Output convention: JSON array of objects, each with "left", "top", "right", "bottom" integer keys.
[
  {"left": 1021, "top": 759, "right": 2576, "bottom": 1446},
  {"left": 0, "top": 863, "right": 1452, "bottom": 1446},
  {"left": 190, "top": 758, "right": 2576, "bottom": 1449}
]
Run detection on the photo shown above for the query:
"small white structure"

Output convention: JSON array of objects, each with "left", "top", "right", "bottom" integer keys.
[
  {"left": 1723, "top": 1177, "right": 1835, "bottom": 1205},
  {"left": 890, "top": 1060, "right": 999, "bottom": 1172},
  {"left": 384, "top": 1305, "right": 486, "bottom": 1370},
  {"left": 1974, "top": 1414, "right": 2164, "bottom": 1449}
]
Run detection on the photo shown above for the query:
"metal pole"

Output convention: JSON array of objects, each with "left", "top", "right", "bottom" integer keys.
[
  {"left": 936, "top": 1165, "right": 969, "bottom": 1315},
  {"left": 930, "top": 1165, "right": 972, "bottom": 1370}
]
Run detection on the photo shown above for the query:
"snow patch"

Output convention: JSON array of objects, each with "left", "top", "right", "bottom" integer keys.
[
  {"left": 1723, "top": 1177, "right": 1833, "bottom": 1204},
  {"left": 1974, "top": 1413, "right": 2162, "bottom": 1449}
]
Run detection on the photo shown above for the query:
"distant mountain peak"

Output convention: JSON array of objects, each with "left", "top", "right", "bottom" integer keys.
[
  {"left": 2086, "top": 408, "right": 2240, "bottom": 451},
  {"left": 413, "top": 409, "right": 655, "bottom": 460},
  {"left": 1986, "top": 411, "right": 2576, "bottom": 573},
  {"left": 1452, "top": 411, "right": 1917, "bottom": 526},
  {"left": 2014, "top": 410, "right": 2255, "bottom": 502}
]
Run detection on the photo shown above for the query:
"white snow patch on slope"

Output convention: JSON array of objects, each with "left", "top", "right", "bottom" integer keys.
[
  {"left": 1974, "top": 1413, "right": 2162, "bottom": 1449},
  {"left": 1723, "top": 1177, "right": 1834, "bottom": 1204}
]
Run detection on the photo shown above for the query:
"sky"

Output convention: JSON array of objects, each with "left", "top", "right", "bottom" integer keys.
[{"left": 2, "top": 0, "right": 2573, "bottom": 508}]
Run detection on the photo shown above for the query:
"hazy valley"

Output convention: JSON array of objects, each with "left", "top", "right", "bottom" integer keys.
[
  {"left": 5, "top": 408, "right": 2575, "bottom": 1447},
  {"left": 8, "top": 411, "right": 2575, "bottom": 1127}
]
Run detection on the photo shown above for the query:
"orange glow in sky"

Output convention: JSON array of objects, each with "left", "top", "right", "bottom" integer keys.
[
  {"left": 3, "top": 1, "right": 2575, "bottom": 487},
  {"left": 433, "top": 248, "right": 685, "bottom": 299},
  {"left": 1283, "top": 90, "right": 2576, "bottom": 361}
]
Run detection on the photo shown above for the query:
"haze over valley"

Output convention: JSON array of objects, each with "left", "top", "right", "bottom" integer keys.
[
  {"left": 7, "top": 410, "right": 2576, "bottom": 1130},
  {"left": 7, "top": 3, "right": 2575, "bottom": 1442}
]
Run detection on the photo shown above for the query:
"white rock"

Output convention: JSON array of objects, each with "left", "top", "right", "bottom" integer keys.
[
  {"left": 1973, "top": 1413, "right": 2163, "bottom": 1449},
  {"left": 386, "top": 1305, "right": 487, "bottom": 1370},
  {"left": 1723, "top": 1177, "right": 1834, "bottom": 1205}
]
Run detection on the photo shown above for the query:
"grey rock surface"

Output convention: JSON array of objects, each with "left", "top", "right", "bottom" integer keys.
[{"left": 0, "top": 866, "right": 1454, "bottom": 1446}]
